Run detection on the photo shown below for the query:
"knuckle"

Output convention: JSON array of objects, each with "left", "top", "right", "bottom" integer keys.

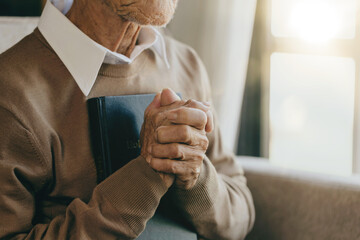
[
  {"left": 194, "top": 153, "right": 204, "bottom": 162},
  {"left": 170, "top": 162, "right": 178, "bottom": 173},
  {"left": 200, "top": 137, "right": 209, "bottom": 149},
  {"left": 176, "top": 99, "right": 187, "bottom": 106},
  {"left": 148, "top": 157, "right": 156, "bottom": 168},
  {"left": 171, "top": 100, "right": 186, "bottom": 109},
  {"left": 180, "top": 125, "right": 192, "bottom": 143},
  {"left": 171, "top": 144, "right": 180, "bottom": 158},
  {"left": 155, "top": 126, "right": 167, "bottom": 142},
  {"left": 199, "top": 111, "right": 207, "bottom": 127},
  {"left": 185, "top": 99, "right": 200, "bottom": 108},
  {"left": 155, "top": 127, "right": 162, "bottom": 140},
  {"left": 179, "top": 99, "right": 187, "bottom": 106},
  {"left": 185, "top": 99, "right": 194, "bottom": 106},
  {"left": 176, "top": 145, "right": 185, "bottom": 159},
  {"left": 186, "top": 99, "right": 210, "bottom": 112},
  {"left": 192, "top": 167, "right": 201, "bottom": 177},
  {"left": 151, "top": 144, "right": 160, "bottom": 155}
]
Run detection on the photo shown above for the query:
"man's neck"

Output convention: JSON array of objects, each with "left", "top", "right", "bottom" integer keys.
[{"left": 66, "top": 0, "right": 141, "bottom": 57}]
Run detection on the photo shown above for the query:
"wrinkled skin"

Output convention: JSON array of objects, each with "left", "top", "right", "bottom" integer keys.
[
  {"left": 140, "top": 89, "right": 214, "bottom": 190},
  {"left": 67, "top": 0, "right": 178, "bottom": 56},
  {"left": 104, "top": 0, "right": 178, "bottom": 26}
]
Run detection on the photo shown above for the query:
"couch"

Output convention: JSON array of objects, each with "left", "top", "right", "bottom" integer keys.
[{"left": 240, "top": 157, "right": 360, "bottom": 240}]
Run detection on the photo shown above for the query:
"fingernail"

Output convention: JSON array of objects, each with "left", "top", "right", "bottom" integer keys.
[{"left": 146, "top": 156, "right": 151, "bottom": 164}]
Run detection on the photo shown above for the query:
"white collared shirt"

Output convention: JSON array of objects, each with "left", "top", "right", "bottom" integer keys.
[{"left": 38, "top": 0, "right": 169, "bottom": 96}]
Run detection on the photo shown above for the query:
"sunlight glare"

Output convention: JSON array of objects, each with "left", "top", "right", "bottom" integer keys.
[{"left": 290, "top": 1, "right": 341, "bottom": 43}]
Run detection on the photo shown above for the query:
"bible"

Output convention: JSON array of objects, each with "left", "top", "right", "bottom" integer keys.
[
  {"left": 87, "top": 94, "right": 156, "bottom": 183},
  {"left": 87, "top": 94, "right": 196, "bottom": 240}
]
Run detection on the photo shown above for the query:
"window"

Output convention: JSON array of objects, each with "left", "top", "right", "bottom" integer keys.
[
  {"left": 240, "top": 0, "right": 360, "bottom": 176},
  {"left": 270, "top": 53, "right": 355, "bottom": 175}
]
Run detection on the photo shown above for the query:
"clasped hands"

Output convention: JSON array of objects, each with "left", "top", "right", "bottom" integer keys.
[{"left": 140, "top": 89, "right": 213, "bottom": 190}]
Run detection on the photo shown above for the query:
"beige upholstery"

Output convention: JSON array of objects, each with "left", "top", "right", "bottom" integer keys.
[
  {"left": 0, "top": 17, "right": 39, "bottom": 54},
  {"left": 239, "top": 157, "right": 360, "bottom": 240}
]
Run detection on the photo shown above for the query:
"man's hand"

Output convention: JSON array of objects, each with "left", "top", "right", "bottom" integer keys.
[
  {"left": 140, "top": 88, "right": 213, "bottom": 190},
  {"left": 140, "top": 91, "right": 179, "bottom": 188}
]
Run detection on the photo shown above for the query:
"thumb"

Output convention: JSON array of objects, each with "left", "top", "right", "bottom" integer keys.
[
  {"left": 145, "top": 92, "right": 161, "bottom": 115},
  {"left": 160, "top": 88, "right": 181, "bottom": 106}
]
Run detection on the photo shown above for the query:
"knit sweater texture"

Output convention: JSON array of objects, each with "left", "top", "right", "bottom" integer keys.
[{"left": 0, "top": 29, "right": 255, "bottom": 240}]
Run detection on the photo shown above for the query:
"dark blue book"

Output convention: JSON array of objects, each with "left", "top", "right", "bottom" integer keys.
[
  {"left": 87, "top": 94, "right": 156, "bottom": 183},
  {"left": 87, "top": 94, "right": 197, "bottom": 239}
]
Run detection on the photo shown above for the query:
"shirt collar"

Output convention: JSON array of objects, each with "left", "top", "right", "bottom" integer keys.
[{"left": 38, "top": 1, "right": 169, "bottom": 96}]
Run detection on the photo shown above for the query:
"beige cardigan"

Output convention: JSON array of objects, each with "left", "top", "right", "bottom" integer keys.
[{"left": 0, "top": 29, "right": 254, "bottom": 239}]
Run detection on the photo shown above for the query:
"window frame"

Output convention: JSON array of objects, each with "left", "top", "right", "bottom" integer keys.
[{"left": 259, "top": 0, "right": 360, "bottom": 174}]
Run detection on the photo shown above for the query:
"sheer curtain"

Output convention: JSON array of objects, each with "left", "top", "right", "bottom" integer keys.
[{"left": 167, "top": 0, "right": 257, "bottom": 151}]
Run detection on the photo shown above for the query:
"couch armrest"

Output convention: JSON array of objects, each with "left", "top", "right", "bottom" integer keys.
[{"left": 237, "top": 156, "right": 360, "bottom": 240}]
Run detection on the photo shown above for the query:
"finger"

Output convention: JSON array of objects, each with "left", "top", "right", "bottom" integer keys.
[
  {"left": 148, "top": 157, "right": 201, "bottom": 177},
  {"left": 156, "top": 125, "right": 209, "bottom": 148},
  {"left": 150, "top": 143, "right": 205, "bottom": 161},
  {"left": 148, "top": 157, "right": 202, "bottom": 190},
  {"left": 166, "top": 107, "right": 207, "bottom": 130},
  {"left": 145, "top": 92, "right": 161, "bottom": 115},
  {"left": 184, "top": 100, "right": 213, "bottom": 133},
  {"left": 151, "top": 100, "right": 188, "bottom": 128},
  {"left": 184, "top": 99, "right": 210, "bottom": 113},
  {"left": 160, "top": 88, "right": 181, "bottom": 107},
  {"left": 205, "top": 110, "right": 214, "bottom": 133}
]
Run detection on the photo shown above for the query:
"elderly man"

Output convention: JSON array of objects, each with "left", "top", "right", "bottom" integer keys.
[{"left": 0, "top": 0, "right": 255, "bottom": 239}]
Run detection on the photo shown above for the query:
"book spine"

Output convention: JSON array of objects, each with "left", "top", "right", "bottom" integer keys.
[
  {"left": 87, "top": 98, "right": 108, "bottom": 183},
  {"left": 100, "top": 98, "right": 112, "bottom": 178}
]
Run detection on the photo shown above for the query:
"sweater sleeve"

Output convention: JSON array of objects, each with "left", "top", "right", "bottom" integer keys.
[
  {"left": 171, "top": 116, "right": 255, "bottom": 240},
  {"left": 170, "top": 49, "right": 255, "bottom": 240},
  {"left": 0, "top": 107, "right": 168, "bottom": 239}
]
